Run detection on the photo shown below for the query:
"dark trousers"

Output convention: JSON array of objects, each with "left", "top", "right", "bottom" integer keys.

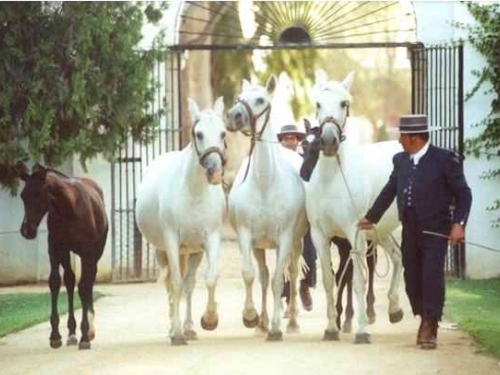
[
  {"left": 402, "top": 207, "right": 448, "bottom": 320},
  {"left": 283, "top": 229, "right": 317, "bottom": 300}
]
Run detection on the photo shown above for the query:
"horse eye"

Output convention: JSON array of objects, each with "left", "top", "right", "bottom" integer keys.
[
  {"left": 196, "top": 132, "right": 203, "bottom": 140},
  {"left": 220, "top": 131, "right": 226, "bottom": 140},
  {"left": 256, "top": 98, "right": 264, "bottom": 105},
  {"left": 316, "top": 102, "right": 321, "bottom": 110},
  {"left": 341, "top": 100, "right": 349, "bottom": 109}
]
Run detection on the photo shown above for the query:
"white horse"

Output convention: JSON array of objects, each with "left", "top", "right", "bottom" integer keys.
[
  {"left": 226, "top": 76, "right": 308, "bottom": 341},
  {"left": 307, "top": 72, "right": 404, "bottom": 343},
  {"left": 135, "top": 97, "right": 226, "bottom": 345}
]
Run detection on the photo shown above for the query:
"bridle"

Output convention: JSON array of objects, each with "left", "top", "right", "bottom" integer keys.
[
  {"left": 318, "top": 102, "right": 350, "bottom": 144},
  {"left": 191, "top": 119, "right": 227, "bottom": 167},
  {"left": 236, "top": 97, "right": 271, "bottom": 139},
  {"left": 235, "top": 97, "right": 271, "bottom": 182}
]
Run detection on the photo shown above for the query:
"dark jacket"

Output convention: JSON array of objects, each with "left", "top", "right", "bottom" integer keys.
[{"left": 366, "top": 145, "right": 472, "bottom": 231}]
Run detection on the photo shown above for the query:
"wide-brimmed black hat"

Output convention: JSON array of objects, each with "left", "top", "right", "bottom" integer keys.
[
  {"left": 277, "top": 124, "right": 306, "bottom": 141},
  {"left": 389, "top": 114, "right": 441, "bottom": 134}
]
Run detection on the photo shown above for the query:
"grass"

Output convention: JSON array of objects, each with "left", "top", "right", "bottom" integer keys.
[
  {"left": 0, "top": 291, "right": 103, "bottom": 338},
  {"left": 445, "top": 278, "right": 500, "bottom": 359}
]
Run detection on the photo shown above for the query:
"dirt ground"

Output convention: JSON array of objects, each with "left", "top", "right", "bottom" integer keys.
[{"left": 0, "top": 239, "right": 499, "bottom": 375}]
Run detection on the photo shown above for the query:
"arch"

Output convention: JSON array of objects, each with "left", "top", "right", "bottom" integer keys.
[{"left": 172, "top": 1, "right": 417, "bottom": 49}]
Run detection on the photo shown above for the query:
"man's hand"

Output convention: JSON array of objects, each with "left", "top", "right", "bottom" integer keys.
[
  {"left": 449, "top": 223, "right": 465, "bottom": 246},
  {"left": 357, "top": 217, "right": 374, "bottom": 230}
]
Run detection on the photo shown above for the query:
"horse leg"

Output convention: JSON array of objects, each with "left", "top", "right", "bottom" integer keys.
[
  {"left": 59, "top": 251, "right": 77, "bottom": 346},
  {"left": 77, "top": 255, "right": 98, "bottom": 350},
  {"left": 351, "top": 230, "right": 370, "bottom": 344},
  {"left": 163, "top": 233, "right": 186, "bottom": 346},
  {"left": 285, "top": 239, "right": 302, "bottom": 334},
  {"left": 180, "top": 252, "right": 201, "bottom": 340},
  {"left": 366, "top": 241, "right": 377, "bottom": 324},
  {"left": 157, "top": 249, "right": 175, "bottom": 338},
  {"left": 201, "top": 232, "right": 220, "bottom": 331},
  {"left": 238, "top": 229, "right": 259, "bottom": 329},
  {"left": 311, "top": 229, "right": 338, "bottom": 341},
  {"left": 267, "top": 235, "right": 292, "bottom": 341},
  {"left": 252, "top": 248, "right": 269, "bottom": 335},
  {"left": 48, "top": 246, "right": 62, "bottom": 349},
  {"left": 380, "top": 237, "right": 404, "bottom": 323},
  {"left": 334, "top": 237, "right": 353, "bottom": 333}
]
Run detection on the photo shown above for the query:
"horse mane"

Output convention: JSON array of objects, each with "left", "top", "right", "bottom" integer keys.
[{"left": 47, "top": 168, "right": 71, "bottom": 179}]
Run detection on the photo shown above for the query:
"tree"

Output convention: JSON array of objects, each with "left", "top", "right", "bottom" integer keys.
[
  {"left": 0, "top": 2, "right": 167, "bottom": 194},
  {"left": 460, "top": 3, "right": 500, "bottom": 223}
]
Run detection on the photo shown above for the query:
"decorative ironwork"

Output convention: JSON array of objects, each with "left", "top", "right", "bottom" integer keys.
[
  {"left": 177, "top": 1, "right": 416, "bottom": 48},
  {"left": 410, "top": 44, "right": 466, "bottom": 279}
]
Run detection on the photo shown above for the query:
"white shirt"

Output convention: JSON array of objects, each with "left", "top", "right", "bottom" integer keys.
[{"left": 411, "top": 141, "right": 430, "bottom": 165}]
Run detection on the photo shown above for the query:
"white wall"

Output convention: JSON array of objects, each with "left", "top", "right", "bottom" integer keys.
[{"left": 414, "top": 2, "right": 500, "bottom": 278}]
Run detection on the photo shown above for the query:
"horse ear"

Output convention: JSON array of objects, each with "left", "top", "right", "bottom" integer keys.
[
  {"left": 315, "top": 69, "right": 328, "bottom": 87},
  {"left": 342, "top": 71, "right": 355, "bottom": 91},
  {"left": 187, "top": 98, "right": 200, "bottom": 123},
  {"left": 303, "top": 118, "right": 311, "bottom": 133},
  {"left": 266, "top": 75, "right": 277, "bottom": 95},
  {"left": 213, "top": 96, "right": 224, "bottom": 118},
  {"left": 242, "top": 79, "right": 251, "bottom": 92},
  {"left": 15, "top": 161, "right": 29, "bottom": 181}
]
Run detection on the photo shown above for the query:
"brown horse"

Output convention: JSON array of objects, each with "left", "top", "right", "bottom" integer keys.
[{"left": 18, "top": 163, "right": 108, "bottom": 350}]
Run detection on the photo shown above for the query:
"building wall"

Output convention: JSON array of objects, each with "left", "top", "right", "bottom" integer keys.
[{"left": 414, "top": 2, "right": 500, "bottom": 278}]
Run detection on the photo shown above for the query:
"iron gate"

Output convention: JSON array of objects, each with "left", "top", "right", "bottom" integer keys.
[
  {"left": 110, "top": 51, "right": 183, "bottom": 282},
  {"left": 410, "top": 44, "right": 466, "bottom": 279}
]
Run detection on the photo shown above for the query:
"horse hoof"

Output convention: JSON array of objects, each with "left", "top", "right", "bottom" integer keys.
[
  {"left": 78, "top": 341, "right": 91, "bottom": 350},
  {"left": 184, "top": 330, "right": 198, "bottom": 341},
  {"left": 201, "top": 316, "right": 218, "bottom": 331},
  {"left": 171, "top": 336, "right": 187, "bottom": 346},
  {"left": 66, "top": 335, "right": 78, "bottom": 346},
  {"left": 286, "top": 323, "right": 300, "bottom": 334},
  {"left": 389, "top": 309, "right": 404, "bottom": 324},
  {"left": 50, "top": 339, "right": 62, "bottom": 349},
  {"left": 243, "top": 314, "right": 260, "bottom": 328},
  {"left": 354, "top": 333, "right": 371, "bottom": 344},
  {"left": 266, "top": 331, "right": 283, "bottom": 342},
  {"left": 323, "top": 330, "right": 340, "bottom": 341},
  {"left": 342, "top": 323, "right": 352, "bottom": 334}
]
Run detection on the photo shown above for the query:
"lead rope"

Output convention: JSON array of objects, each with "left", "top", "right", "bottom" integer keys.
[{"left": 335, "top": 156, "right": 392, "bottom": 290}]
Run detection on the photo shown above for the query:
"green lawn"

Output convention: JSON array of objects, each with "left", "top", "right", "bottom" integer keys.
[
  {"left": 445, "top": 278, "right": 500, "bottom": 359},
  {"left": 0, "top": 291, "right": 103, "bottom": 338}
]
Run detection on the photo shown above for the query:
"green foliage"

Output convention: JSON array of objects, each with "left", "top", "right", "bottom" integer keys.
[
  {"left": 460, "top": 4, "right": 500, "bottom": 223},
  {"left": 0, "top": 2, "right": 167, "bottom": 195},
  {"left": 446, "top": 279, "right": 500, "bottom": 359},
  {"left": 0, "top": 291, "right": 103, "bottom": 338}
]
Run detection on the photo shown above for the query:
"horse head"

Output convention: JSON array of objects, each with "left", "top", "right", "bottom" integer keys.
[
  {"left": 226, "top": 75, "right": 276, "bottom": 137},
  {"left": 188, "top": 97, "right": 227, "bottom": 185},
  {"left": 313, "top": 71, "right": 354, "bottom": 157},
  {"left": 19, "top": 163, "right": 50, "bottom": 239},
  {"left": 300, "top": 118, "right": 322, "bottom": 181}
]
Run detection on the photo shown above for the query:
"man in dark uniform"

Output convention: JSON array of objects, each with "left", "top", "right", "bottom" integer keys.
[
  {"left": 358, "top": 114, "right": 472, "bottom": 350},
  {"left": 278, "top": 124, "right": 316, "bottom": 313}
]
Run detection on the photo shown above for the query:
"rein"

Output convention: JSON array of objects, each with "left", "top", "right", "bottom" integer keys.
[
  {"left": 191, "top": 119, "right": 227, "bottom": 167},
  {"left": 236, "top": 97, "right": 271, "bottom": 183}
]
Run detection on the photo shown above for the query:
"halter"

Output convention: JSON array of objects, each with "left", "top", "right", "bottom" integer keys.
[
  {"left": 318, "top": 103, "right": 350, "bottom": 144},
  {"left": 236, "top": 97, "right": 271, "bottom": 139},
  {"left": 191, "top": 119, "right": 227, "bottom": 167},
  {"left": 236, "top": 97, "right": 271, "bottom": 182}
]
